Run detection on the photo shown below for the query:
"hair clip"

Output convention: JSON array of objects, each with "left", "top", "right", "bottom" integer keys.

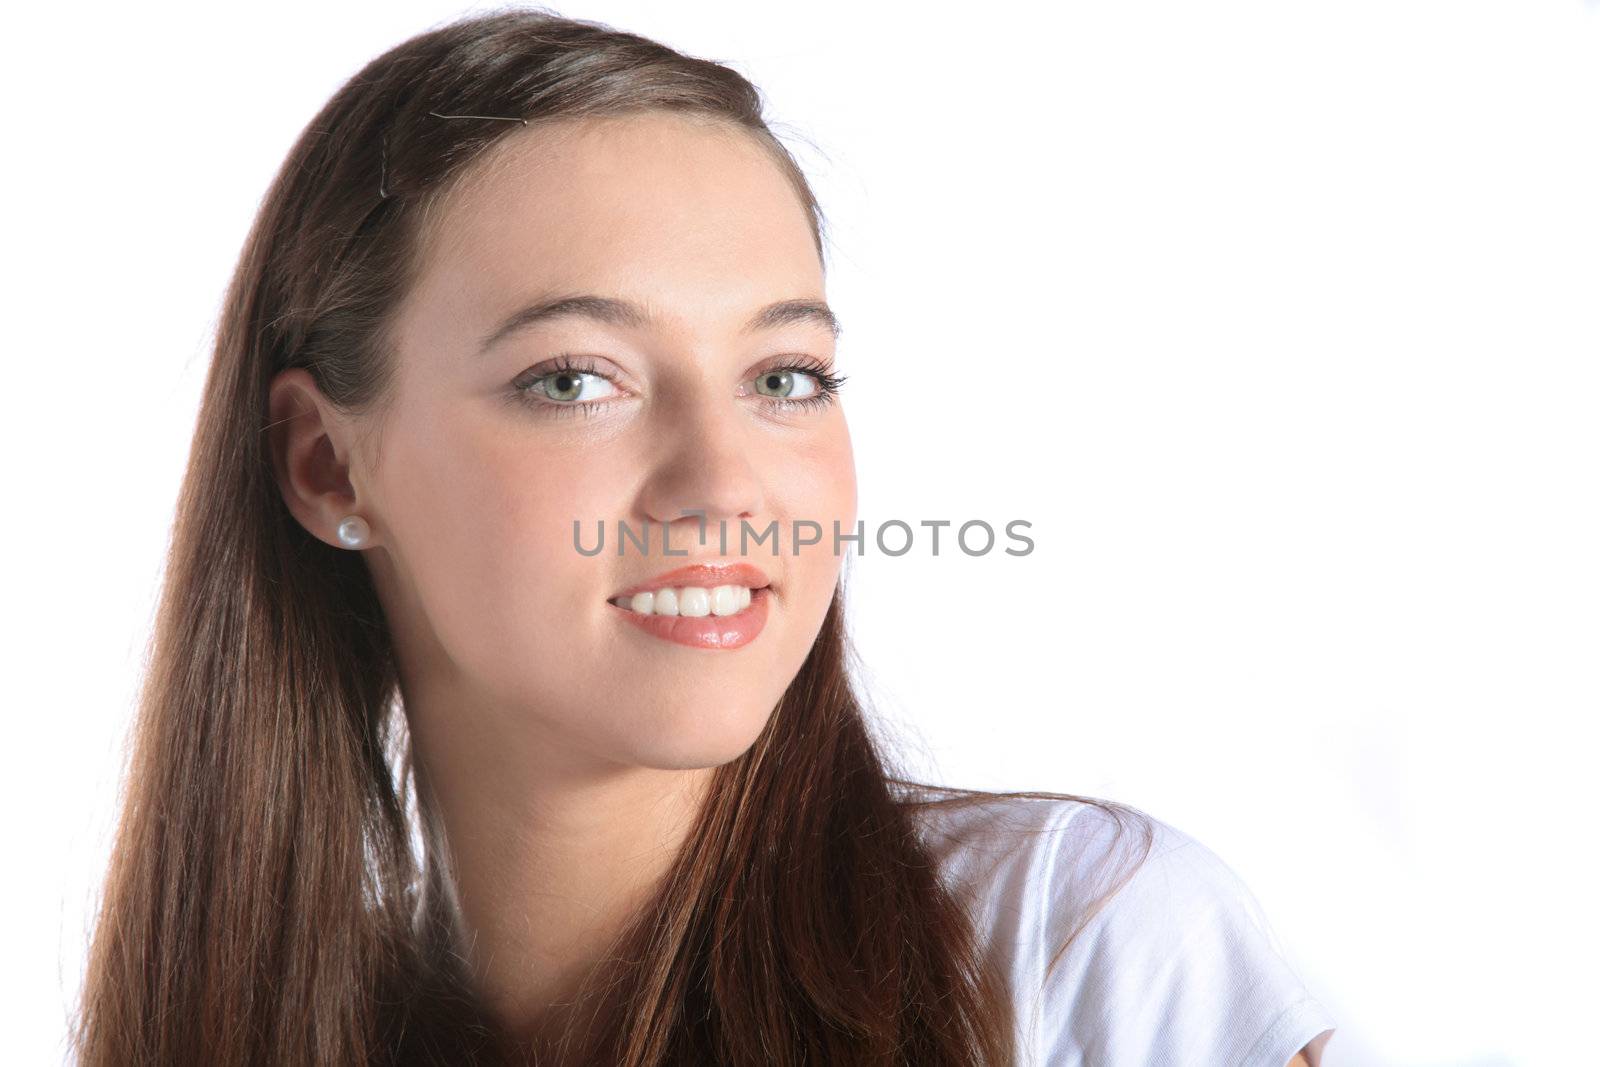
[
  {"left": 426, "top": 110, "right": 530, "bottom": 125},
  {"left": 377, "top": 111, "right": 531, "bottom": 200}
]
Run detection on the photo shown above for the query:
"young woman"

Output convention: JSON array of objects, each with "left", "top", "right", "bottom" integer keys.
[{"left": 72, "top": 10, "right": 1337, "bottom": 1065}]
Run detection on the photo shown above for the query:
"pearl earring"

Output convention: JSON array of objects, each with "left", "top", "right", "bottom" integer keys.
[{"left": 336, "top": 515, "right": 371, "bottom": 549}]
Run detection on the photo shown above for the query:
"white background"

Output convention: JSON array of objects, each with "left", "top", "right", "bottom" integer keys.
[{"left": 5, "top": 2, "right": 1596, "bottom": 1064}]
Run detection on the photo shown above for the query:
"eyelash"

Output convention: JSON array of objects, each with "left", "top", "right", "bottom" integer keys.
[{"left": 509, "top": 353, "right": 848, "bottom": 420}]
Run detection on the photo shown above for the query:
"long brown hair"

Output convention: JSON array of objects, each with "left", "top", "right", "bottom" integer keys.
[{"left": 71, "top": 9, "right": 1154, "bottom": 1064}]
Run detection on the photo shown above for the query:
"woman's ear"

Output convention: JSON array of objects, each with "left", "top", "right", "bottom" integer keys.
[{"left": 265, "top": 367, "right": 381, "bottom": 550}]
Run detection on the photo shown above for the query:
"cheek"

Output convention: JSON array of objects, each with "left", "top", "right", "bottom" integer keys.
[
  {"left": 379, "top": 405, "right": 628, "bottom": 685},
  {"left": 778, "top": 419, "right": 857, "bottom": 536},
  {"left": 767, "top": 422, "right": 856, "bottom": 601}
]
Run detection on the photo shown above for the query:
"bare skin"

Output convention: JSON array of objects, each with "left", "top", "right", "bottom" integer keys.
[
  {"left": 1287, "top": 1023, "right": 1335, "bottom": 1067},
  {"left": 268, "top": 112, "right": 857, "bottom": 1047}
]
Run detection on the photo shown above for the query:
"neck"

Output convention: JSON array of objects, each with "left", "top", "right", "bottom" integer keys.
[{"left": 412, "top": 744, "right": 715, "bottom": 1043}]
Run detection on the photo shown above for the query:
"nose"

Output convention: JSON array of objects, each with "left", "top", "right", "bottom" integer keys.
[{"left": 636, "top": 391, "right": 766, "bottom": 551}]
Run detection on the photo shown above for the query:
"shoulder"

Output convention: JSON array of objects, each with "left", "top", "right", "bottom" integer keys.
[{"left": 906, "top": 792, "right": 1337, "bottom": 1067}]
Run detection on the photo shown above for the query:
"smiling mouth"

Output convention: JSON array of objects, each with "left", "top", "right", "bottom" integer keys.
[{"left": 606, "top": 584, "right": 772, "bottom": 651}]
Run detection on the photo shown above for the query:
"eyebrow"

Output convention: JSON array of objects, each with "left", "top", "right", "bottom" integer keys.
[{"left": 475, "top": 294, "right": 842, "bottom": 356}]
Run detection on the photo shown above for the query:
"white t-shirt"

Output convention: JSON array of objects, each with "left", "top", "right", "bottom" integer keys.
[{"left": 909, "top": 793, "right": 1337, "bottom": 1067}]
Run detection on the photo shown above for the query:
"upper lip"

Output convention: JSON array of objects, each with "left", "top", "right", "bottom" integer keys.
[{"left": 612, "top": 561, "right": 774, "bottom": 599}]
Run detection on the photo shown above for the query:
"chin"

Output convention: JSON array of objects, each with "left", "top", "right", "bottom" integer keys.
[{"left": 613, "top": 698, "right": 779, "bottom": 770}]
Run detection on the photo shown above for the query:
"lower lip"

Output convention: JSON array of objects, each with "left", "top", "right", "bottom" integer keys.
[{"left": 608, "top": 587, "right": 772, "bottom": 650}]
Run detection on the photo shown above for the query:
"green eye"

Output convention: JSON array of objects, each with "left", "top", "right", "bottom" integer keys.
[
  {"left": 545, "top": 372, "right": 582, "bottom": 401},
  {"left": 537, "top": 370, "right": 615, "bottom": 403},
  {"left": 752, "top": 369, "right": 818, "bottom": 400}
]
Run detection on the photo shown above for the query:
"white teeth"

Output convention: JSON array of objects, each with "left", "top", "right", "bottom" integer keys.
[
  {"left": 710, "top": 585, "right": 741, "bottom": 616},
  {"left": 612, "top": 584, "right": 761, "bottom": 617},
  {"left": 678, "top": 587, "right": 710, "bottom": 617}
]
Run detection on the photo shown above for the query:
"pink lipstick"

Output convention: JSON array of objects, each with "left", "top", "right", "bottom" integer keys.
[{"left": 607, "top": 561, "right": 773, "bottom": 650}]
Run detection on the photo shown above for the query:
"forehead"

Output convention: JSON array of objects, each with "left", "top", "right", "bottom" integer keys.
[{"left": 401, "top": 113, "right": 822, "bottom": 343}]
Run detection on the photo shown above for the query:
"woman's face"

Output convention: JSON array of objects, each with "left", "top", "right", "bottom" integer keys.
[{"left": 355, "top": 112, "right": 855, "bottom": 775}]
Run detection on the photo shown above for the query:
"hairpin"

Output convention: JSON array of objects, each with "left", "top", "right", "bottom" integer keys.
[
  {"left": 426, "top": 110, "right": 530, "bottom": 124},
  {"left": 379, "top": 110, "right": 531, "bottom": 200}
]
